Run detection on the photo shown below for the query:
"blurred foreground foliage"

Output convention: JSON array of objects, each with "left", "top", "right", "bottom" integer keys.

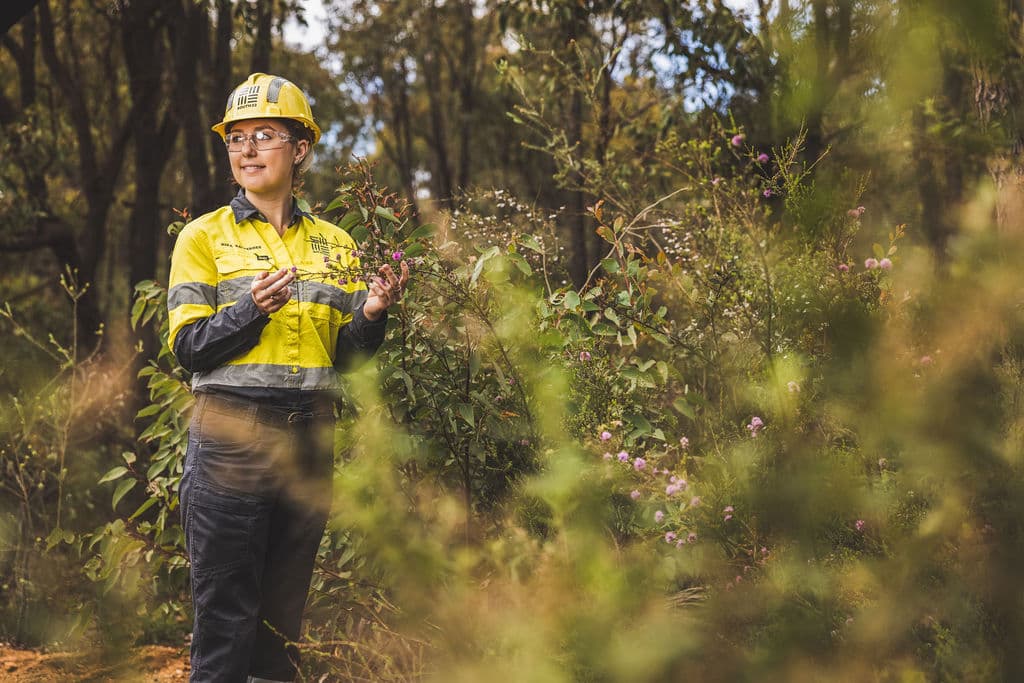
[{"left": 32, "top": 143, "right": 1024, "bottom": 681}]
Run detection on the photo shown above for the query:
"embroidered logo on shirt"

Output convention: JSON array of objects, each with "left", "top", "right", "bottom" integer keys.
[{"left": 308, "top": 233, "right": 332, "bottom": 256}]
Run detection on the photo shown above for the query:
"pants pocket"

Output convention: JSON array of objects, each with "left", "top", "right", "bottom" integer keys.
[{"left": 186, "top": 484, "right": 257, "bottom": 577}]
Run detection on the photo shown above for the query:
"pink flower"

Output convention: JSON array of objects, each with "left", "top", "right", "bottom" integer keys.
[
  {"left": 747, "top": 416, "right": 764, "bottom": 437},
  {"left": 655, "top": 510, "right": 665, "bottom": 523},
  {"left": 920, "top": 355, "right": 933, "bottom": 366},
  {"left": 724, "top": 505, "right": 735, "bottom": 514},
  {"left": 763, "top": 189, "right": 773, "bottom": 198},
  {"left": 676, "top": 538, "right": 687, "bottom": 547},
  {"left": 688, "top": 532, "right": 698, "bottom": 543},
  {"left": 731, "top": 133, "right": 745, "bottom": 147},
  {"left": 724, "top": 514, "right": 733, "bottom": 522},
  {"left": 679, "top": 436, "right": 690, "bottom": 450},
  {"left": 864, "top": 258, "right": 879, "bottom": 269},
  {"left": 879, "top": 258, "right": 892, "bottom": 270},
  {"left": 666, "top": 483, "right": 681, "bottom": 496},
  {"left": 600, "top": 430, "right": 612, "bottom": 441},
  {"left": 878, "top": 458, "right": 887, "bottom": 468},
  {"left": 756, "top": 153, "right": 770, "bottom": 164},
  {"left": 391, "top": 251, "right": 404, "bottom": 261},
  {"left": 579, "top": 350, "right": 592, "bottom": 362},
  {"left": 847, "top": 206, "right": 866, "bottom": 218},
  {"left": 602, "top": 452, "right": 612, "bottom": 461},
  {"left": 665, "top": 531, "right": 677, "bottom": 543},
  {"left": 617, "top": 451, "right": 629, "bottom": 463},
  {"left": 837, "top": 263, "right": 850, "bottom": 272},
  {"left": 787, "top": 381, "right": 800, "bottom": 393},
  {"left": 760, "top": 546, "right": 768, "bottom": 555},
  {"left": 630, "top": 489, "right": 641, "bottom": 500},
  {"left": 689, "top": 496, "right": 701, "bottom": 507},
  {"left": 633, "top": 457, "right": 647, "bottom": 471},
  {"left": 855, "top": 519, "right": 865, "bottom": 532},
  {"left": 711, "top": 177, "right": 723, "bottom": 186}
]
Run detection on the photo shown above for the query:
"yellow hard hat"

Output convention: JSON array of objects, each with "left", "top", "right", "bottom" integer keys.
[{"left": 211, "top": 73, "right": 321, "bottom": 144}]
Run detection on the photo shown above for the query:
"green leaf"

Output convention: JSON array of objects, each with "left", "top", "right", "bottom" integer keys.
[
  {"left": 872, "top": 242, "right": 885, "bottom": 259},
  {"left": 128, "top": 496, "right": 159, "bottom": 521},
  {"left": 601, "top": 258, "right": 620, "bottom": 274},
  {"left": 403, "top": 243, "right": 425, "bottom": 258},
  {"left": 136, "top": 403, "right": 161, "bottom": 419},
  {"left": 112, "top": 479, "right": 135, "bottom": 510},
  {"left": 563, "top": 291, "right": 581, "bottom": 310},
  {"left": 337, "top": 209, "right": 361, "bottom": 232},
  {"left": 472, "top": 255, "right": 487, "bottom": 284},
  {"left": 323, "top": 196, "right": 347, "bottom": 214},
  {"left": 374, "top": 206, "right": 399, "bottom": 223},
  {"left": 604, "top": 308, "right": 620, "bottom": 325},
  {"left": 406, "top": 223, "right": 436, "bottom": 241},
  {"left": 672, "top": 397, "right": 696, "bottom": 419},
  {"left": 519, "top": 234, "right": 543, "bottom": 253},
  {"left": 509, "top": 253, "right": 532, "bottom": 275},
  {"left": 624, "top": 412, "right": 653, "bottom": 435},
  {"left": 457, "top": 403, "right": 476, "bottom": 427},
  {"left": 98, "top": 466, "right": 129, "bottom": 485},
  {"left": 627, "top": 324, "right": 638, "bottom": 347},
  {"left": 351, "top": 225, "right": 369, "bottom": 244}
]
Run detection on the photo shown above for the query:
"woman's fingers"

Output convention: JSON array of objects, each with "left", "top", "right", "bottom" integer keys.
[{"left": 251, "top": 269, "right": 295, "bottom": 313}]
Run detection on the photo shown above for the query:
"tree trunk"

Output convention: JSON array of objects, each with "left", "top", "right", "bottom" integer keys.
[{"left": 250, "top": 0, "right": 273, "bottom": 74}]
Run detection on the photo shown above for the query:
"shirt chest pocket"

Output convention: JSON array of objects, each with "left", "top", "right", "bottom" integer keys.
[
  {"left": 214, "top": 254, "right": 258, "bottom": 307},
  {"left": 301, "top": 279, "right": 347, "bottom": 323}
]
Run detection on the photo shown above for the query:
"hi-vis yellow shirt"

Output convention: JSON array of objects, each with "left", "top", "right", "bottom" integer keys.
[{"left": 168, "top": 197, "right": 379, "bottom": 394}]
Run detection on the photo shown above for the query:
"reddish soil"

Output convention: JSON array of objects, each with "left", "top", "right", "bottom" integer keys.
[{"left": 0, "top": 644, "right": 189, "bottom": 682}]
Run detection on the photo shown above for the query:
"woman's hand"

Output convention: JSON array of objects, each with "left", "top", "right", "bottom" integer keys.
[
  {"left": 251, "top": 268, "right": 295, "bottom": 315},
  {"left": 363, "top": 260, "right": 410, "bottom": 321}
]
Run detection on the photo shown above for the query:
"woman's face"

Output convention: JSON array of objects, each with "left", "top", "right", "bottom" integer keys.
[{"left": 226, "top": 118, "right": 309, "bottom": 196}]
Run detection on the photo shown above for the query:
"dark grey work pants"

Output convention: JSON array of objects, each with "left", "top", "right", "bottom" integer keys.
[{"left": 180, "top": 393, "right": 334, "bottom": 682}]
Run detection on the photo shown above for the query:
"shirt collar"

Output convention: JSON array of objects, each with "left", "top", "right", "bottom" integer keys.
[{"left": 230, "top": 188, "right": 311, "bottom": 227}]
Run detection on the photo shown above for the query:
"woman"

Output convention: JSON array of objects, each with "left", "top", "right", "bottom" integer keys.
[{"left": 168, "top": 73, "right": 409, "bottom": 682}]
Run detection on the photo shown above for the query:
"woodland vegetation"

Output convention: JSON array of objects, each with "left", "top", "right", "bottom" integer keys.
[{"left": 5, "top": 0, "right": 1024, "bottom": 679}]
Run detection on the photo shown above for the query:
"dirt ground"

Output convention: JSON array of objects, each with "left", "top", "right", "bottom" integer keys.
[{"left": 0, "top": 644, "right": 190, "bottom": 682}]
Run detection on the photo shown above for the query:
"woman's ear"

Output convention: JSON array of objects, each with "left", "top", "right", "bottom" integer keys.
[{"left": 294, "top": 139, "right": 310, "bottom": 165}]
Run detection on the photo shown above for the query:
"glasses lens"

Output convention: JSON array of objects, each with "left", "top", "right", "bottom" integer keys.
[{"left": 225, "top": 131, "right": 288, "bottom": 152}]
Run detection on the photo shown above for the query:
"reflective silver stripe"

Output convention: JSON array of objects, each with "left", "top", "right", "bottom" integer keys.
[
  {"left": 225, "top": 88, "right": 235, "bottom": 112},
  {"left": 266, "top": 77, "right": 286, "bottom": 103},
  {"left": 304, "top": 281, "right": 366, "bottom": 314},
  {"left": 216, "top": 276, "right": 252, "bottom": 305},
  {"left": 192, "top": 364, "right": 342, "bottom": 392},
  {"left": 168, "top": 282, "right": 216, "bottom": 310},
  {"left": 213, "top": 278, "right": 366, "bottom": 312}
]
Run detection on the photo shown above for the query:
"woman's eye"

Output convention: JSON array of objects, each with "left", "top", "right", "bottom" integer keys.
[
  {"left": 254, "top": 131, "right": 273, "bottom": 142},
  {"left": 228, "top": 134, "right": 246, "bottom": 144}
]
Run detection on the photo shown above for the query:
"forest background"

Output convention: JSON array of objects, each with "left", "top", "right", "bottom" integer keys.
[{"left": 5, "top": 0, "right": 1024, "bottom": 680}]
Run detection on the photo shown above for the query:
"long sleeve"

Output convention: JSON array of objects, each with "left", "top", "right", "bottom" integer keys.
[
  {"left": 172, "top": 295, "right": 270, "bottom": 373},
  {"left": 333, "top": 299, "right": 388, "bottom": 372},
  {"left": 167, "top": 222, "right": 269, "bottom": 373}
]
